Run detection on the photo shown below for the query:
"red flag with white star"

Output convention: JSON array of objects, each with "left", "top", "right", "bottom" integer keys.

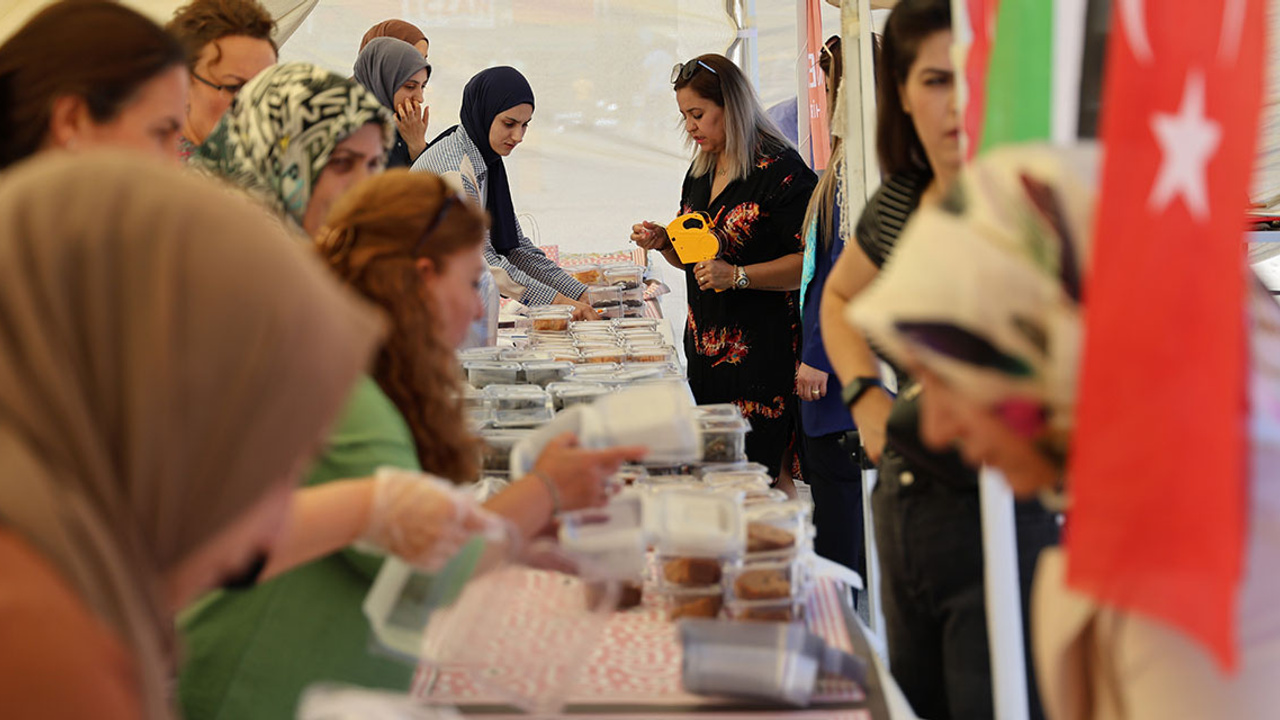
[{"left": 1068, "top": 0, "right": 1265, "bottom": 668}]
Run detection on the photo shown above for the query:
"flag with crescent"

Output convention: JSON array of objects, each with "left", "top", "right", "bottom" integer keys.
[{"left": 1068, "top": 0, "right": 1265, "bottom": 669}]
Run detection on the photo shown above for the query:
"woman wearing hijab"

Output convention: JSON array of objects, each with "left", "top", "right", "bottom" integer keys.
[
  {"left": 413, "top": 66, "right": 595, "bottom": 320},
  {"left": 850, "top": 143, "right": 1280, "bottom": 720},
  {"left": 0, "top": 151, "right": 383, "bottom": 719},
  {"left": 193, "top": 62, "right": 394, "bottom": 237},
  {"left": 360, "top": 18, "right": 429, "bottom": 59},
  {"left": 353, "top": 37, "right": 431, "bottom": 168}
]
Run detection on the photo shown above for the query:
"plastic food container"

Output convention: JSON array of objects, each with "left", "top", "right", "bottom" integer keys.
[
  {"left": 571, "top": 320, "right": 615, "bottom": 334},
  {"left": 581, "top": 348, "right": 628, "bottom": 365},
  {"left": 568, "top": 262, "right": 602, "bottom": 285},
  {"left": 457, "top": 346, "right": 503, "bottom": 362},
  {"left": 484, "top": 385, "right": 554, "bottom": 427},
  {"left": 699, "top": 416, "right": 750, "bottom": 463},
  {"left": 695, "top": 403, "right": 744, "bottom": 420},
  {"left": 479, "top": 428, "right": 532, "bottom": 475},
  {"left": 528, "top": 305, "right": 573, "bottom": 332},
  {"left": 661, "top": 585, "right": 725, "bottom": 620},
  {"left": 549, "top": 382, "right": 611, "bottom": 410},
  {"left": 464, "top": 360, "right": 521, "bottom": 388},
  {"left": 612, "top": 365, "right": 667, "bottom": 385},
  {"left": 462, "top": 385, "right": 490, "bottom": 428},
  {"left": 696, "top": 461, "right": 770, "bottom": 478},
  {"left": 724, "top": 596, "right": 805, "bottom": 622},
  {"left": 619, "top": 286, "right": 645, "bottom": 315},
  {"left": 557, "top": 494, "right": 646, "bottom": 581},
  {"left": 566, "top": 364, "right": 621, "bottom": 383},
  {"left": 499, "top": 349, "right": 555, "bottom": 364},
  {"left": 658, "top": 554, "right": 724, "bottom": 587},
  {"left": 645, "top": 489, "right": 745, "bottom": 558},
  {"left": 626, "top": 347, "right": 676, "bottom": 364},
  {"left": 742, "top": 488, "right": 790, "bottom": 506},
  {"left": 521, "top": 360, "right": 574, "bottom": 387},
  {"left": 726, "top": 557, "right": 801, "bottom": 601},
  {"left": 585, "top": 285, "right": 623, "bottom": 316},
  {"left": 603, "top": 264, "right": 644, "bottom": 290},
  {"left": 612, "top": 318, "right": 659, "bottom": 331},
  {"left": 744, "top": 500, "right": 811, "bottom": 554},
  {"left": 702, "top": 469, "right": 773, "bottom": 490}
]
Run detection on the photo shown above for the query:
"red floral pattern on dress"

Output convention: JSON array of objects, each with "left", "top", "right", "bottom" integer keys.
[
  {"left": 688, "top": 311, "right": 750, "bottom": 367},
  {"left": 715, "top": 202, "right": 760, "bottom": 255},
  {"left": 735, "top": 395, "right": 788, "bottom": 420}
]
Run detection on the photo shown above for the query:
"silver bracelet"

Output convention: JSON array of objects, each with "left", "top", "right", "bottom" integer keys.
[{"left": 530, "top": 470, "right": 562, "bottom": 515}]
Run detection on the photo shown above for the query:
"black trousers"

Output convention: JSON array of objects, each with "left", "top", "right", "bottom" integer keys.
[
  {"left": 874, "top": 450, "right": 1059, "bottom": 720},
  {"left": 796, "top": 427, "right": 866, "bottom": 585}
]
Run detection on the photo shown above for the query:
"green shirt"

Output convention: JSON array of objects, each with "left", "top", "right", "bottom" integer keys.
[{"left": 178, "top": 376, "right": 420, "bottom": 720}]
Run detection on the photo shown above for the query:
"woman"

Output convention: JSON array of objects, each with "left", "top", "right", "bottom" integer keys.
[
  {"left": 819, "top": 2, "right": 1057, "bottom": 717},
  {"left": 353, "top": 37, "right": 431, "bottom": 168},
  {"left": 0, "top": 151, "right": 383, "bottom": 719},
  {"left": 361, "top": 18, "right": 430, "bottom": 59},
  {"left": 192, "top": 62, "right": 393, "bottom": 237},
  {"left": 182, "top": 67, "right": 643, "bottom": 719},
  {"left": 167, "top": 0, "right": 278, "bottom": 160},
  {"left": 630, "top": 53, "right": 817, "bottom": 479},
  {"left": 796, "top": 41, "right": 864, "bottom": 579},
  {"left": 413, "top": 66, "right": 595, "bottom": 320},
  {"left": 0, "top": 0, "right": 188, "bottom": 170},
  {"left": 849, "top": 143, "right": 1280, "bottom": 720}
]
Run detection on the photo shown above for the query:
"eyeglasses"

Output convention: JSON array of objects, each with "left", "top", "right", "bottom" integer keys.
[
  {"left": 192, "top": 71, "right": 246, "bottom": 96},
  {"left": 670, "top": 59, "right": 719, "bottom": 85}
]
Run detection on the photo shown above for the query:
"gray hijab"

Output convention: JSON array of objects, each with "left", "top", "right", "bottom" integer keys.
[{"left": 353, "top": 37, "right": 428, "bottom": 109}]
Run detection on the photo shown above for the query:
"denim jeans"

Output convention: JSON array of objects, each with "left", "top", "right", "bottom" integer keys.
[
  {"left": 797, "top": 428, "right": 866, "bottom": 584},
  {"left": 874, "top": 448, "right": 1059, "bottom": 720}
]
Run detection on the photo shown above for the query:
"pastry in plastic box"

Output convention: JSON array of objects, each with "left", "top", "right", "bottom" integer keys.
[
  {"left": 580, "top": 347, "right": 627, "bottom": 365},
  {"left": 728, "top": 558, "right": 798, "bottom": 600},
  {"left": 484, "top": 385, "right": 553, "bottom": 427},
  {"left": 725, "top": 597, "right": 804, "bottom": 622},
  {"left": 744, "top": 500, "right": 811, "bottom": 553},
  {"left": 568, "top": 262, "right": 602, "bottom": 285},
  {"left": 612, "top": 317, "right": 659, "bottom": 331},
  {"left": 699, "top": 416, "right": 750, "bottom": 463},
  {"left": 463, "top": 360, "right": 521, "bottom": 388},
  {"left": 457, "top": 346, "right": 503, "bottom": 362},
  {"left": 547, "top": 382, "right": 610, "bottom": 410},
  {"left": 626, "top": 347, "right": 675, "bottom": 364},
  {"left": 478, "top": 428, "right": 531, "bottom": 474},
  {"left": 660, "top": 556, "right": 722, "bottom": 586},
  {"left": 603, "top": 263, "right": 644, "bottom": 290},
  {"left": 528, "top": 305, "right": 573, "bottom": 332},
  {"left": 585, "top": 284, "right": 623, "bottom": 316},
  {"left": 664, "top": 586, "right": 724, "bottom": 620},
  {"left": 521, "top": 360, "right": 574, "bottom": 387}
]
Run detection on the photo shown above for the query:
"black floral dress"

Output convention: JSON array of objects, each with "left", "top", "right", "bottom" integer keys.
[{"left": 680, "top": 147, "right": 817, "bottom": 476}]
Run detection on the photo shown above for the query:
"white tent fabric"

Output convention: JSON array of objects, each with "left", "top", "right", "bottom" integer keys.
[{"left": 1, "top": 0, "right": 839, "bottom": 325}]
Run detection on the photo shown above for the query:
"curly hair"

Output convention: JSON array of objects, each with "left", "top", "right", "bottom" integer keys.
[
  {"left": 318, "top": 170, "right": 485, "bottom": 482},
  {"left": 166, "top": 0, "right": 278, "bottom": 71}
]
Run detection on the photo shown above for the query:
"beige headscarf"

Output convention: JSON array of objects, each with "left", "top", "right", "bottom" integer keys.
[{"left": 0, "top": 152, "right": 383, "bottom": 719}]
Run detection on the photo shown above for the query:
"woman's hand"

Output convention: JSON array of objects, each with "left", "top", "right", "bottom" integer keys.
[
  {"left": 396, "top": 98, "right": 429, "bottom": 160},
  {"left": 530, "top": 433, "right": 647, "bottom": 511},
  {"left": 553, "top": 294, "right": 597, "bottom": 321},
  {"left": 851, "top": 389, "right": 893, "bottom": 465},
  {"left": 630, "top": 221, "right": 671, "bottom": 251},
  {"left": 359, "top": 468, "right": 498, "bottom": 572},
  {"left": 796, "top": 363, "right": 829, "bottom": 402},
  {"left": 693, "top": 258, "right": 734, "bottom": 292}
]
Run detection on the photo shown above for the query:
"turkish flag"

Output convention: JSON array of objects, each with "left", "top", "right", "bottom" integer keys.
[{"left": 1068, "top": 0, "right": 1265, "bottom": 668}]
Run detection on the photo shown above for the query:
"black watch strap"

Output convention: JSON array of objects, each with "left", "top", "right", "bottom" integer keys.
[{"left": 842, "top": 376, "right": 886, "bottom": 410}]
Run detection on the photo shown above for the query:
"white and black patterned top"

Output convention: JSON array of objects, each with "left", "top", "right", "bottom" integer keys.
[
  {"left": 855, "top": 166, "right": 933, "bottom": 269},
  {"left": 412, "top": 129, "right": 587, "bottom": 305}
]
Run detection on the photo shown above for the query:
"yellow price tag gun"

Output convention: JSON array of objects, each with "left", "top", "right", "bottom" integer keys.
[{"left": 666, "top": 212, "right": 727, "bottom": 292}]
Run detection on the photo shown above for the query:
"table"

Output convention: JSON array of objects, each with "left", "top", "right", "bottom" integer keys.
[{"left": 408, "top": 570, "right": 916, "bottom": 719}]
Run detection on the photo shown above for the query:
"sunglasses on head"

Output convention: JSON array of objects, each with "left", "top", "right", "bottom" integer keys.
[{"left": 671, "top": 59, "right": 719, "bottom": 85}]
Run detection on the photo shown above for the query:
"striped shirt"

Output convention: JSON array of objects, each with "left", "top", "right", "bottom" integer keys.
[
  {"left": 855, "top": 167, "right": 933, "bottom": 268},
  {"left": 412, "top": 129, "right": 587, "bottom": 305}
]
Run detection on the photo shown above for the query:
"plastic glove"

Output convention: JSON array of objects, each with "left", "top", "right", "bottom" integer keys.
[{"left": 359, "top": 467, "right": 505, "bottom": 572}]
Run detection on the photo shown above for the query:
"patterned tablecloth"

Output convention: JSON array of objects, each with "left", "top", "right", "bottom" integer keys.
[{"left": 408, "top": 569, "right": 881, "bottom": 718}]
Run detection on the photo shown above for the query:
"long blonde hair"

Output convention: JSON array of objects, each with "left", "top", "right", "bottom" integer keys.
[
  {"left": 675, "top": 53, "right": 794, "bottom": 183},
  {"left": 318, "top": 170, "right": 486, "bottom": 481}
]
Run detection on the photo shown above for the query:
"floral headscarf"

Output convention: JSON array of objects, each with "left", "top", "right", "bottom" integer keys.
[
  {"left": 849, "top": 144, "right": 1099, "bottom": 461},
  {"left": 193, "top": 62, "right": 394, "bottom": 230}
]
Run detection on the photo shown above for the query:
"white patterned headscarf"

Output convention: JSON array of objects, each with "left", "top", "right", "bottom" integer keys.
[{"left": 193, "top": 62, "right": 394, "bottom": 230}]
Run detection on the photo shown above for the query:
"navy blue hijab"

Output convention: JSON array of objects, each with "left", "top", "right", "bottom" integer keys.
[{"left": 431, "top": 66, "right": 534, "bottom": 253}]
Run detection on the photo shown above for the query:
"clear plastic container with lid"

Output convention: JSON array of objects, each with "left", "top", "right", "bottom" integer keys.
[
  {"left": 626, "top": 347, "right": 676, "bottom": 364},
  {"left": 557, "top": 494, "right": 646, "bottom": 581},
  {"left": 696, "top": 461, "right": 770, "bottom": 478},
  {"left": 644, "top": 489, "right": 745, "bottom": 558},
  {"left": 478, "top": 427, "right": 533, "bottom": 475},
  {"left": 566, "top": 364, "right": 620, "bottom": 383},
  {"left": 603, "top": 263, "right": 644, "bottom": 290},
  {"left": 567, "top": 262, "right": 602, "bottom": 285},
  {"left": 744, "top": 500, "right": 812, "bottom": 555},
  {"left": 463, "top": 360, "right": 521, "bottom": 388},
  {"left": 660, "top": 585, "right": 725, "bottom": 620},
  {"left": 702, "top": 469, "right": 773, "bottom": 490},
  {"left": 483, "top": 385, "right": 554, "bottom": 427},
  {"left": 724, "top": 596, "right": 805, "bottom": 622},
  {"left": 584, "top": 285, "right": 623, "bottom": 316},
  {"left": 462, "top": 385, "right": 490, "bottom": 428},
  {"left": 725, "top": 555, "right": 805, "bottom": 602},
  {"left": 580, "top": 347, "right": 627, "bottom": 365},
  {"left": 499, "top": 349, "right": 555, "bottom": 364},
  {"left": 548, "top": 382, "right": 611, "bottom": 410},
  {"left": 457, "top": 346, "right": 502, "bottom": 362},
  {"left": 521, "top": 360, "right": 574, "bottom": 387},
  {"left": 695, "top": 403, "right": 745, "bottom": 420},
  {"left": 611, "top": 365, "right": 667, "bottom": 386},
  {"left": 612, "top": 317, "right": 659, "bottom": 331},
  {"left": 699, "top": 416, "right": 751, "bottom": 463},
  {"left": 528, "top": 305, "right": 574, "bottom": 332},
  {"left": 570, "top": 319, "right": 615, "bottom": 334}
]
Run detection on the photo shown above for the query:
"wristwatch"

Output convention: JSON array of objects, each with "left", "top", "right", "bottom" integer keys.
[
  {"left": 733, "top": 265, "right": 751, "bottom": 290},
  {"left": 842, "top": 376, "right": 886, "bottom": 410}
]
